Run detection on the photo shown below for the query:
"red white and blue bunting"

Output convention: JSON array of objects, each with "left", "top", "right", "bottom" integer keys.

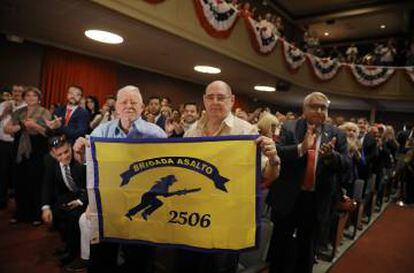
[
  {"left": 281, "top": 40, "right": 306, "bottom": 71},
  {"left": 307, "top": 55, "right": 341, "bottom": 81},
  {"left": 406, "top": 67, "right": 414, "bottom": 83},
  {"left": 350, "top": 65, "right": 395, "bottom": 87},
  {"left": 193, "top": 0, "right": 240, "bottom": 39},
  {"left": 244, "top": 17, "right": 279, "bottom": 55},
  {"left": 191, "top": 1, "right": 413, "bottom": 88}
]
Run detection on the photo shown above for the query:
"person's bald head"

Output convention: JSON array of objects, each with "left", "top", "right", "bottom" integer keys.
[
  {"left": 205, "top": 80, "right": 233, "bottom": 96},
  {"left": 203, "top": 80, "right": 235, "bottom": 121}
]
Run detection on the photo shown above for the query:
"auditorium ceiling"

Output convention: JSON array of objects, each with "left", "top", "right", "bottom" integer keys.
[
  {"left": 0, "top": 0, "right": 413, "bottom": 112},
  {"left": 270, "top": 0, "right": 413, "bottom": 42}
]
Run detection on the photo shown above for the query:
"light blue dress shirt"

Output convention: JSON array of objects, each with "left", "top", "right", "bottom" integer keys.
[{"left": 90, "top": 117, "right": 167, "bottom": 139}]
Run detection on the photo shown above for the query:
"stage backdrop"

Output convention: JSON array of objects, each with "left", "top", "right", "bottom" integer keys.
[
  {"left": 87, "top": 136, "right": 261, "bottom": 251},
  {"left": 41, "top": 48, "right": 117, "bottom": 107}
]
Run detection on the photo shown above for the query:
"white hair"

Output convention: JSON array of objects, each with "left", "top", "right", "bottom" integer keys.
[
  {"left": 303, "top": 91, "right": 330, "bottom": 107},
  {"left": 116, "top": 85, "right": 143, "bottom": 102}
]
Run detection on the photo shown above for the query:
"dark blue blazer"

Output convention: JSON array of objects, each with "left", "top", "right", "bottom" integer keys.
[
  {"left": 54, "top": 105, "right": 90, "bottom": 143},
  {"left": 155, "top": 114, "right": 166, "bottom": 131},
  {"left": 267, "top": 118, "right": 349, "bottom": 222},
  {"left": 41, "top": 156, "right": 87, "bottom": 208}
]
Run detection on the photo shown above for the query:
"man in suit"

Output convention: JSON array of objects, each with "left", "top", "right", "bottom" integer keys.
[
  {"left": 46, "top": 85, "right": 90, "bottom": 143},
  {"left": 267, "top": 91, "right": 348, "bottom": 273},
  {"left": 41, "top": 134, "right": 87, "bottom": 268},
  {"left": 357, "top": 118, "right": 379, "bottom": 182},
  {"left": 397, "top": 123, "right": 414, "bottom": 154},
  {"left": 147, "top": 96, "right": 166, "bottom": 130},
  {"left": 356, "top": 118, "right": 379, "bottom": 220}
]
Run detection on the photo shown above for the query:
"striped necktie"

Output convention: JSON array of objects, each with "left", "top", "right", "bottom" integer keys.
[{"left": 63, "top": 165, "right": 78, "bottom": 192}]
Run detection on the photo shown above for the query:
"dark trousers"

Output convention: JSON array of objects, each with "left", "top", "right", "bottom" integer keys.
[
  {"left": 174, "top": 249, "right": 239, "bottom": 273},
  {"left": 375, "top": 170, "right": 385, "bottom": 208},
  {"left": 54, "top": 205, "right": 84, "bottom": 256},
  {"left": 88, "top": 243, "right": 154, "bottom": 273},
  {"left": 14, "top": 155, "right": 44, "bottom": 222},
  {"left": 268, "top": 191, "right": 317, "bottom": 273},
  {"left": 0, "top": 140, "right": 13, "bottom": 207},
  {"left": 88, "top": 242, "right": 119, "bottom": 273}
]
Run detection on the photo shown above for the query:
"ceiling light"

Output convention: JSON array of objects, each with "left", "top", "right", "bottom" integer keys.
[
  {"left": 380, "top": 25, "right": 386, "bottom": 29},
  {"left": 194, "top": 65, "right": 221, "bottom": 74},
  {"left": 324, "top": 32, "right": 330, "bottom": 36},
  {"left": 254, "top": 85, "right": 276, "bottom": 92},
  {"left": 84, "top": 29, "right": 124, "bottom": 44}
]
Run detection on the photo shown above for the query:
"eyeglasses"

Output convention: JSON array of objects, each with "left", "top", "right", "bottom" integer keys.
[
  {"left": 306, "top": 103, "right": 328, "bottom": 111},
  {"left": 48, "top": 135, "right": 67, "bottom": 149},
  {"left": 204, "top": 94, "right": 231, "bottom": 102}
]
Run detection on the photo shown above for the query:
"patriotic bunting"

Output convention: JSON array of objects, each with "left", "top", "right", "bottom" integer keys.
[
  {"left": 350, "top": 65, "right": 395, "bottom": 87},
  {"left": 281, "top": 40, "right": 306, "bottom": 71},
  {"left": 307, "top": 55, "right": 341, "bottom": 81},
  {"left": 193, "top": 0, "right": 240, "bottom": 39},
  {"left": 170, "top": 1, "right": 414, "bottom": 88},
  {"left": 244, "top": 16, "right": 279, "bottom": 55}
]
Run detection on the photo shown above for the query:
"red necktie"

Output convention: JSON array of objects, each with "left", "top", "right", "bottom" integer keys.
[
  {"left": 64, "top": 108, "right": 73, "bottom": 125},
  {"left": 303, "top": 141, "right": 316, "bottom": 191}
]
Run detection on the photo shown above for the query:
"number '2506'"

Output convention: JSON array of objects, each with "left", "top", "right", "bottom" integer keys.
[{"left": 168, "top": 211, "right": 211, "bottom": 228}]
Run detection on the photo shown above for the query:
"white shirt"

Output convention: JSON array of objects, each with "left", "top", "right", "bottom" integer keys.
[
  {"left": 59, "top": 162, "right": 78, "bottom": 192},
  {"left": 0, "top": 100, "right": 26, "bottom": 142}
]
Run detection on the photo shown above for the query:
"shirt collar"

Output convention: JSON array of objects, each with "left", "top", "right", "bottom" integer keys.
[
  {"left": 197, "top": 112, "right": 234, "bottom": 130},
  {"left": 59, "top": 162, "right": 70, "bottom": 169},
  {"left": 67, "top": 105, "right": 78, "bottom": 111},
  {"left": 114, "top": 117, "right": 143, "bottom": 136}
]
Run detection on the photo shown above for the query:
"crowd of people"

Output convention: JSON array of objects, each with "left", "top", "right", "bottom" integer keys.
[{"left": 1, "top": 82, "right": 414, "bottom": 273}]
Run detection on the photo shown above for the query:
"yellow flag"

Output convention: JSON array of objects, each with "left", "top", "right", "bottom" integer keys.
[{"left": 90, "top": 136, "right": 260, "bottom": 251}]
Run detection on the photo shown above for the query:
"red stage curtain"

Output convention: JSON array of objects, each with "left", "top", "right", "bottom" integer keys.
[{"left": 41, "top": 48, "right": 117, "bottom": 107}]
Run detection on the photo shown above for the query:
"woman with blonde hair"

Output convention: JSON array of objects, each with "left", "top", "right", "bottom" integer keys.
[
  {"left": 256, "top": 112, "right": 280, "bottom": 142},
  {"left": 257, "top": 113, "right": 279, "bottom": 189},
  {"left": 380, "top": 125, "right": 399, "bottom": 202}
]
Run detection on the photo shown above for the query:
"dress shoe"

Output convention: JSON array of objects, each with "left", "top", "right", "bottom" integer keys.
[
  {"left": 32, "top": 220, "right": 42, "bottom": 227},
  {"left": 64, "top": 258, "right": 88, "bottom": 272},
  {"left": 53, "top": 247, "right": 67, "bottom": 256},
  {"left": 59, "top": 252, "right": 75, "bottom": 265}
]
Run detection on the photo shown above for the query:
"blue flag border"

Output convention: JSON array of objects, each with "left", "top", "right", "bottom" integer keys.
[{"left": 90, "top": 135, "right": 262, "bottom": 253}]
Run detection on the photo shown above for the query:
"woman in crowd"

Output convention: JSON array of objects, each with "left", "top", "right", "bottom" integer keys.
[
  {"left": 85, "top": 96, "right": 100, "bottom": 132},
  {"left": 256, "top": 113, "right": 279, "bottom": 188},
  {"left": 89, "top": 103, "right": 115, "bottom": 130},
  {"left": 4, "top": 87, "right": 51, "bottom": 225}
]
